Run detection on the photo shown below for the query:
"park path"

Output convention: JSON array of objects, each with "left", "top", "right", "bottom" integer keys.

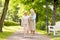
[{"left": 7, "top": 27, "right": 51, "bottom": 40}]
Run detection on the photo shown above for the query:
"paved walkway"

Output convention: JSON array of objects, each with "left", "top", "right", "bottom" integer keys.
[{"left": 7, "top": 27, "right": 51, "bottom": 40}]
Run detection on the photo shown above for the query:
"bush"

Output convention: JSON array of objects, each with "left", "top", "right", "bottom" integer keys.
[
  {"left": 4, "top": 20, "right": 19, "bottom": 26},
  {"left": 36, "top": 21, "right": 46, "bottom": 30},
  {"left": 56, "top": 12, "right": 60, "bottom": 21}
]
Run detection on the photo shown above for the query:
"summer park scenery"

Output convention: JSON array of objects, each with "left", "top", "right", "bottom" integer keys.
[{"left": 0, "top": 0, "right": 60, "bottom": 40}]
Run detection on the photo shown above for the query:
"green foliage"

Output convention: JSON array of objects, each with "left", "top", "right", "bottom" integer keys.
[
  {"left": 0, "top": 0, "right": 2, "bottom": 7},
  {"left": 36, "top": 20, "right": 46, "bottom": 30},
  {"left": 20, "top": 0, "right": 34, "bottom": 5},
  {"left": 4, "top": 20, "right": 19, "bottom": 26},
  {"left": 56, "top": 12, "right": 60, "bottom": 21}
]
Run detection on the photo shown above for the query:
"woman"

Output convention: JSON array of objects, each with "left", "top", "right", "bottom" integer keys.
[
  {"left": 29, "top": 9, "right": 36, "bottom": 35},
  {"left": 21, "top": 11, "right": 29, "bottom": 35}
]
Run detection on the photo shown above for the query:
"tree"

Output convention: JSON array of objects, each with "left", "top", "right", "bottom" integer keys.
[
  {"left": 0, "top": 0, "right": 9, "bottom": 32},
  {"left": 51, "top": 0, "right": 58, "bottom": 25}
]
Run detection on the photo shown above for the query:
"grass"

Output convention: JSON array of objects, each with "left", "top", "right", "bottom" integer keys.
[
  {"left": 0, "top": 26, "right": 20, "bottom": 40},
  {"left": 36, "top": 29, "right": 60, "bottom": 40}
]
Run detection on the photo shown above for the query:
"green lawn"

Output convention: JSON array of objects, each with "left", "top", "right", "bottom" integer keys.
[
  {"left": 0, "top": 26, "right": 20, "bottom": 40},
  {"left": 36, "top": 29, "right": 60, "bottom": 40}
]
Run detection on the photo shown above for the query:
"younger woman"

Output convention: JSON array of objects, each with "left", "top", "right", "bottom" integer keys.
[{"left": 21, "top": 11, "right": 29, "bottom": 35}]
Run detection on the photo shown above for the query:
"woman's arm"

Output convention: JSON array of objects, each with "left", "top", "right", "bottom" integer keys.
[{"left": 33, "top": 14, "right": 36, "bottom": 20}]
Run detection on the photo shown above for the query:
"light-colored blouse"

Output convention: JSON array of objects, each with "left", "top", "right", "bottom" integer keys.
[{"left": 21, "top": 15, "right": 29, "bottom": 27}]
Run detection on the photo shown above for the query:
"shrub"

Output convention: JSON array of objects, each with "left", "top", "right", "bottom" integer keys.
[
  {"left": 4, "top": 20, "right": 19, "bottom": 26},
  {"left": 36, "top": 21, "right": 46, "bottom": 30}
]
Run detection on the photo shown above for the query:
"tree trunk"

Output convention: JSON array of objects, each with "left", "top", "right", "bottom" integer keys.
[
  {"left": 0, "top": 0, "right": 9, "bottom": 32},
  {"left": 51, "top": 0, "right": 58, "bottom": 25}
]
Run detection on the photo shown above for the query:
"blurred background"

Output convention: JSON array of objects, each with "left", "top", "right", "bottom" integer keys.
[{"left": 0, "top": 0, "right": 60, "bottom": 40}]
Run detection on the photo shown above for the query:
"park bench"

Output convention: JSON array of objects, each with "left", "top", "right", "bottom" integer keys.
[{"left": 48, "top": 22, "right": 60, "bottom": 36}]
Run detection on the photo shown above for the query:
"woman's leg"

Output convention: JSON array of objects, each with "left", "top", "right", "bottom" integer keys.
[
  {"left": 32, "top": 30, "right": 35, "bottom": 35},
  {"left": 26, "top": 30, "right": 29, "bottom": 34},
  {"left": 24, "top": 27, "right": 26, "bottom": 35},
  {"left": 31, "top": 30, "right": 34, "bottom": 35},
  {"left": 31, "top": 30, "right": 33, "bottom": 34}
]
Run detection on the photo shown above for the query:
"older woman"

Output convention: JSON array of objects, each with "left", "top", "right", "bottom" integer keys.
[{"left": 29, "top": 9, "right": 36, "bottom": 35}]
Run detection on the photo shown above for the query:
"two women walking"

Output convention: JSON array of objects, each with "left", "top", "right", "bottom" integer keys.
[{"left": 21, "top": 9, "right": 36, "bottom": 36}]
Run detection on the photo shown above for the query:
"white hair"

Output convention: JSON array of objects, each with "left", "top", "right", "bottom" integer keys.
[{"left": 30, "top": 9, "right": 35, "bottom": 13}]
